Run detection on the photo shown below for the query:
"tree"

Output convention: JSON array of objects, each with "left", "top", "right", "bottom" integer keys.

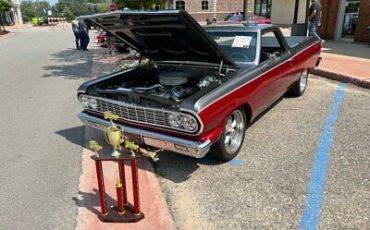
[
  {"left": 20, "top": 1, "right": 50, "bottom": 23},
  {"left": 98, "top": 3, "right": 110, "bottom": 13},
  {"left": 56, "top": 0, "right": 110, "bottom": 17},
  {"left": 0, "top": 0, "right": 12, "bottom": 31},
  {"left": 115, "top": 0, "right": 162, "bottom": 10},
  {"left": 62, "top": 6, "right": 74, "bottom": 21}
]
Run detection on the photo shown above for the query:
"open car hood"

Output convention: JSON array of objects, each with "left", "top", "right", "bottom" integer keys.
[{"left": 81, "top": 10, "right": 236, "bottom": 67}]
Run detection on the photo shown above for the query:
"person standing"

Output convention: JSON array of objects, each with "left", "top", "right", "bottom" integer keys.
[
  {"left": 78, "top": 20, "right": 90, "bottom": 51},
  {"left": 308, "top": 0, "right": 323, "bottom": 41},
  {"left": 71, "top": 19, "right": 80, "bottom": 49}
]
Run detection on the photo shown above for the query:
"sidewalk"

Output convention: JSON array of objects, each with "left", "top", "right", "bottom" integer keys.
[
  {"left": 4, "top": 23, "right": 33, "bottom": 30},
  {"left": 312, "top": 40, "right": 370, "bottom": 89}
]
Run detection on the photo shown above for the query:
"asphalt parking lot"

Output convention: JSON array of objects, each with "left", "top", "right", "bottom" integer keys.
[{"left": 153, "top": 76, "right": 370, "bottom": 229}]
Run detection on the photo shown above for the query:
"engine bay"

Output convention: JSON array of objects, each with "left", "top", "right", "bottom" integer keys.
[{"left": 89, "top": 65, "right": 222, "bottom": 108}]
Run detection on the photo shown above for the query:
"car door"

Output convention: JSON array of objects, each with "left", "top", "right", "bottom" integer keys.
[{"left": 256, "top": 30, "right": 292, "bottom": 113}]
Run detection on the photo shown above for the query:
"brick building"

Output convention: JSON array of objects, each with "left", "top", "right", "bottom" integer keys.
[
  {"left": 355, "top": 0, "right": 370, "bottom": 42},
  {"left": 317, "top": 0, "right": 369, "bottom": 42},
  {"left": 168, "top": 0, "right": 255, "bottom": 22},
  {"left": 239, "top": 0, "right": 369, "bottom": 43}
]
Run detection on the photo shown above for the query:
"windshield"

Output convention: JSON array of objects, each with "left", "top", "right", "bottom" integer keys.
[{"left": 207, "top": 31, "right": 257, "bottom": 63}]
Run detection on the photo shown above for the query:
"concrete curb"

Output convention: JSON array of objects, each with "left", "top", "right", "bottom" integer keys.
[{"left": 312, "top": 68, "right": 370, "bottom": 89}]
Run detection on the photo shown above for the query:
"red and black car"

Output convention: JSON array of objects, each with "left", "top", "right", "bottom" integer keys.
[{"left": 77, "top": 11, "right": 321, "bottom": 161}]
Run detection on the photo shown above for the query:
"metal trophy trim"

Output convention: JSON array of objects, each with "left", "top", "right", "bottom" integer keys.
[{"left": 104, "top": 111, "right": 123, "bottom": 158}]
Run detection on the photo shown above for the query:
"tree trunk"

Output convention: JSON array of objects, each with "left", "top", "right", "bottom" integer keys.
[{"left": 0, "top": 12, "right": 5, "bottom": 32}]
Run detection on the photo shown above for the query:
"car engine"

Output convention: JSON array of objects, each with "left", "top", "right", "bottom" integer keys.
[
  {"left": 91, "top": 67, "right": 221, "bottom": 107},
  {"left": 128, "top": 71, "right": 218, "bottom": 102}
]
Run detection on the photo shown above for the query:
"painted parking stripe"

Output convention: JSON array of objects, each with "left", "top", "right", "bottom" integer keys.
[
  {"left": 229, "top": 159, "right": 242, "bottom": 166},
  {"left": 300, "top": 82, "right": 347, "bottom": 230}
]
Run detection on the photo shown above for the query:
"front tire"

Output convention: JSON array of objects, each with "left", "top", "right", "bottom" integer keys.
[
  {"left": 209, "top": 109, "right": 246, "bottom": 161},
  {"left": 287, "top": 69, "right": 309, "bottom": 96}
]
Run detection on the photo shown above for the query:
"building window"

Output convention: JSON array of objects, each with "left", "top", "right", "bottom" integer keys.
[
  {"left": 176, "top": 1, "right": 185, "bottom": 10},
  {"left": 254, "top": 0, "right": 272, "bottom": 18},
  {"left": 201, "top": 1, "right": 208, "bottom": 10}
]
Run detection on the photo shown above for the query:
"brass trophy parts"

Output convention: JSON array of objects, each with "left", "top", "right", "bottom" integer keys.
[
  {"left": 104, "top": 111, "right": 123, "bottom": 157},
  {"left": 89, "top": 140, "right": 102, "bottom": 157}
]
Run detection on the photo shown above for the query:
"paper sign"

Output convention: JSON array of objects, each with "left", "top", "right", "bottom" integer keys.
[{"left": 232, "top": 36, "right": 252, "bottom": 48}]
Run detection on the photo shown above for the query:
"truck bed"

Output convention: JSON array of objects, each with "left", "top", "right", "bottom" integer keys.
[{"left": 286, "top": 36, "right": 312, "bottom": 48}]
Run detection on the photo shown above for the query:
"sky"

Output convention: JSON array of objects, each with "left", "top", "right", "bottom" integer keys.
[
  {"left": 21, "top": 0, "right": 59, "bottom": 6},
  {"left": 49, "top": 0, "right": 58, "bottom": 5}
]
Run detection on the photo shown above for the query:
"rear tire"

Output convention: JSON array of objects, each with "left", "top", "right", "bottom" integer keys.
[
  {"left": 287, "top": 69, "right": 309, "bottom": 96},
  {"left": 209, "top": 109, "right": 246, "bottom": 161}
]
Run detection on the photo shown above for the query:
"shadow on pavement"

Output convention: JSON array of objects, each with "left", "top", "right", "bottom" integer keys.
[
  {"left": 72, "top": 189, "right": 117, "bottom": 217},
  {"left": 55, "top": 126, "right": 85, "bottom": 147},
  {"left": 152, "top": 151, "right": 224, "bottom": 184},
  {"left": 42, "top": 48, "right": 93, "bottom": 80},
  {"left": 56, "top": 124, "right": 220, "bottom": 183}
]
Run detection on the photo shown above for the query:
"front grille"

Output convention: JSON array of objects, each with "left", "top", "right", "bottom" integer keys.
[{"left": 91, "top": 96, "right": 180, "bottom": 131}]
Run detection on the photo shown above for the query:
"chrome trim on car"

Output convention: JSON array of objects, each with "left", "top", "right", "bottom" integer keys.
[
  {"left": 81, "top": 95, "right": 202, "bottom": 134},
  {"left": 78, "top": 112, "right": 212, "bottom": 158}
]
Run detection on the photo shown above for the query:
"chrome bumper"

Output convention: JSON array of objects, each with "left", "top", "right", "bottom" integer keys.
[{"left": 78, "top": 112, "right": 212, "bottom": 158}]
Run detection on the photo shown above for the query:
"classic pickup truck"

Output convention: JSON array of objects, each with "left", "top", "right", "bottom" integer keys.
[{"left": 78, "top": 10, "right": 322, "bottom": 161}]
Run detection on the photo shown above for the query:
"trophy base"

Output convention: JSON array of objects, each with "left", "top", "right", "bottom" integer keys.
[
  {"left": 111, "top": 150, "right": 121, "bottom": 158},
  {"left": 99, "top": 203, "right": 145, "bottom": 223}
]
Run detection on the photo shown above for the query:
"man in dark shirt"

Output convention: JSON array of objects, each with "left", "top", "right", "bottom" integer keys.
[
  {"left": 71, "top": 19, "right": 80, "bottom": 49},
  {"left": 78, "top": 20, "right": 90, "bottom": 51},
  {"left": 308, "top": 0, "right": 322, "bottom": 41}
]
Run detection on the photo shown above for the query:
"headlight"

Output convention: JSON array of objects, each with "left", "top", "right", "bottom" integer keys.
[
  {"left": 89, "top": 98, "right": 98, "bottom": 110},
  {"left": 168, "top": 112, "right": 199, "bottom": 132},
  {"left": 79, "top": 95, "right": 98, "bottom": 110}
]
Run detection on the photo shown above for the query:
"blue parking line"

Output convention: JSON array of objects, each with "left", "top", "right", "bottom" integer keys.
[
  {"left": 229, "top": 159, "right": 242, "bottom": 166},
  {"left": 300, "top": 82, "right": 347, "bottom": 230}
]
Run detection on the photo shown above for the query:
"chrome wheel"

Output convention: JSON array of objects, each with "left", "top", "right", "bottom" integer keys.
[
  {"left": 299, "top": 70, "right": 308, "bottom": 92},
  {"left": 287, "top": 69, "right": 309, "bottom": 97},
  {"left": 224, "top": 110, "right": 245, "bottom": 154}
]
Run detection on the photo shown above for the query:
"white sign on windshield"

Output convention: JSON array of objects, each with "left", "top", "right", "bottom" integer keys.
[{"left": 232, "top": 36, "right": 252, "bottom": 48}]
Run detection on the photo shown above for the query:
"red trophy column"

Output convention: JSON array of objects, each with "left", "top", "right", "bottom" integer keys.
[
  {"left": 95, "top": 160, "right": 107, "bottom": 215},
  {"left": 118, "top": 160, "right": 128, "bottom": 204},
  {"left": 131, "top": 158, "right": 141, "bottom": 215},
  {"left": 116, "top": 178, "right": 124, "bottom": 214}
]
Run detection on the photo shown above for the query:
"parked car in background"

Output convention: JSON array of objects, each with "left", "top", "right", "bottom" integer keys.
[
  {"left": 223, "top": 13, "right": 271, "bottom": 24},
  {"left": 78, "top": 11, "right": 321, "bottom": 161}
]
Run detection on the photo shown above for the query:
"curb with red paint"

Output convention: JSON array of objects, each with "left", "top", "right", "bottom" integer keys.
[{"left": 75, "top": 149, "right": 174, "bottom": 230}]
